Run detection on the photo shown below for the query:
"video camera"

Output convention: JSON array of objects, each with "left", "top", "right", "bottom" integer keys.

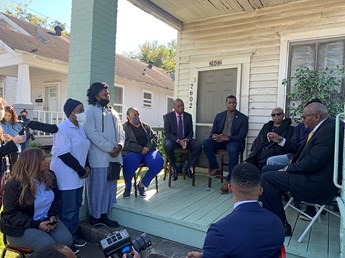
[{"left": 100, "top": 229, "right": 152, "bottom": 258}]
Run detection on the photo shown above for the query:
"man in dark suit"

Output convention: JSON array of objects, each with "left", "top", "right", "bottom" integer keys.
[
  {"left": 203, "top": 95, "right": 248, "bottom": 193},
  {"left": 261, "top": 102, "right": 340, "bottom": 236},
  {"left": 163, "top": 99, "right": 202, "bottom": 180},
  {"left": 186, "top": 163, "right": 285, "bottom": 258}
]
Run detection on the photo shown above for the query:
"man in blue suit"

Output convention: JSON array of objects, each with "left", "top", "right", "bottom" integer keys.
[
  {"left": 164, "top": 99, "right": 202, "bottom": 180},
  {"left": 203, "top": 95, "right": 248, "bottom": 193},
  {"left": 186, "top": 163, "right": 285, "bottom": 258}
]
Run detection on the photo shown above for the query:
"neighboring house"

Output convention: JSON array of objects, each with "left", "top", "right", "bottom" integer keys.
[
  {"left": 0, "top": 12, "right": 173, "bottom": 129},
  {"left": 127, "top": 0, "right": 345, "bottom": 153}
]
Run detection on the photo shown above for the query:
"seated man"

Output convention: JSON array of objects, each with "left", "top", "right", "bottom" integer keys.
[
  {"left": 203, "top": 95, "right": 248, "bottom": 193},
  {"left": 186, "top": 163, "right": 285, "bottom": 258},
  {"left": 261, "top": 102, "right": 341, "bottom": 236},
  {"left": 163, "top": 99, "right": 202, "bottom": 181},
  {"left": 245, "top": 107, "right": 294, "bottom": 170},
  {"left": 122, "top": 107, "right": 164, "bottom": 198}
]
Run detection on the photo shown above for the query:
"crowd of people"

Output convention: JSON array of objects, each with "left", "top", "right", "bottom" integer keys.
[{"left": 0, "top": 81, "right": 342, "bottom": 257}]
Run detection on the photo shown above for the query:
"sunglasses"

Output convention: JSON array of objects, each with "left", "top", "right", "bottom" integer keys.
[{"left": 271, "top": 113, "right": 282, "bottom": 117}]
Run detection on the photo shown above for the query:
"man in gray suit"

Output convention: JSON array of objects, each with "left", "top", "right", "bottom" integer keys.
[{"left": 163, "top": 99, "right": 202, "bottom": 181}]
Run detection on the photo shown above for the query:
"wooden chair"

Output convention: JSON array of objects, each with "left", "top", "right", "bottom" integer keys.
[
  {"left": 165, "top": 148, "right": 196, "bottom": 187},
  {"left": 133, "top": 162, "right": 159, "bottom": 197},
  {"left": 284, "top": 196, "right": 340, "bottom": 242},
  {"left": 1, "top": 233, "right": 33, "bottom": 258},
  {"left": 208, "top": 149, "right": 244, "bottom": 188}
]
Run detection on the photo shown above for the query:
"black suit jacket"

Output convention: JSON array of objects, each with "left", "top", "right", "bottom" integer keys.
[
  {"left": 285, "top": 117, "right": 340, "bottom": 204},
  {"left": 209, "top": 110, "right": 248, "bottom": 147},
  {"left": 163, "top": 111, "right": 194, "bottom": 142}
]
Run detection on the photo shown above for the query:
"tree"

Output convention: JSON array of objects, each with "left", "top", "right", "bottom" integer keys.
[
  {"left": 125, "top": 40, "right": 176, "bottom": 73},
  {"left": 283, "top": 66, "right": 345, "bottom": 118}
]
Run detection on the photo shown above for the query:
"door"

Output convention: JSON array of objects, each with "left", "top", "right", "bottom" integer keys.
[
  {"left": 44, "top": 84, "right": 58, "bottom": 124},
  {"left": 196, "top": 68, "right": 237, "bottom": 167}
]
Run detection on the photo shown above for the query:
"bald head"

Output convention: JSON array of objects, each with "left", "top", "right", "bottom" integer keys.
[
  {"left": 304, "top": 102, "right": 328, "bottom": 119},
  {"left": 173, "top": 98, "right": 185, "bottom": 115}
]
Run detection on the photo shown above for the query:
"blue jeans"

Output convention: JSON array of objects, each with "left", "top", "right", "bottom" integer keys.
[
  {"left": 266, "top": 154, "right": 289, "bottom": 166},
  {"left": 203, "top": 139, "right": 243, "bottom": 182},
  {"left": 58, "top": 186, "right": 83, "bottom": 240},
  {"left": 123, "top": 150, "right": 163, "bottom": 189}
]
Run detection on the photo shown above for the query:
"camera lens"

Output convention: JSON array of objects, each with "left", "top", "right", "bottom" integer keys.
[{"left": 132, "top": 233, "right": 152, "bottom": 252}]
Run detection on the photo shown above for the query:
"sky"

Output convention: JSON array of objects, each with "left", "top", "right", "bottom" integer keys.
[{"left": 0, "top": 0, "right": 177, "bottom": 54}]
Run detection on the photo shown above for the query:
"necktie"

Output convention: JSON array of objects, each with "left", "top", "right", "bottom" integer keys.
[
  {"left": 178, "top": 115, "right": 183, "bottom": 139},
  {"left": 307, "top": 130, "right": 314, "bottom": 142}
]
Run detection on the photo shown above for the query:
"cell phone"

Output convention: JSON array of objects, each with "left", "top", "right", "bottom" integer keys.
[{"left": 48, "top": 220, "right": 58, "bottom": 226}]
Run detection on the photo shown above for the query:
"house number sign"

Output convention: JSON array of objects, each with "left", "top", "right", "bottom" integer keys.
[
  {"left": 189, "top": 83, "right": 194, "bottom": 108},
  {"left": 209, "top": 60, "right": 222, "bottom": 67}
]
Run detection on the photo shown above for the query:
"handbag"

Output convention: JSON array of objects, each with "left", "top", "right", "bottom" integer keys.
[{"left": 107, "top": 162, "right": 122, "bottom": 181}]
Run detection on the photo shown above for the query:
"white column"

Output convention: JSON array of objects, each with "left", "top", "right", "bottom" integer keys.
[{"left": 15, "top": 63, "right": 32, "bottom": 104}]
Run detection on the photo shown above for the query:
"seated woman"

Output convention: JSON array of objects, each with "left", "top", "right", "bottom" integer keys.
[
  {"left": 122, "top": 107, "right": 164, "bottom": 198},
  {"left": 1, "top": 148, "right": 73, "bottom": 250},
  {"left": 245, "top": 107, "right": 294, "bottom": 170}
]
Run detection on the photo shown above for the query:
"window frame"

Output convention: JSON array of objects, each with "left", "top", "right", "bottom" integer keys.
[
  {"left": 142, "top": 90, "right": 153, "bottom": 109},
  {"left": 113, "top": 84, "right": 124, "bottom": 119}
]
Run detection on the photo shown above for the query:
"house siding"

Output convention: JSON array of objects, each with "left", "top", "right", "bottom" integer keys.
[{"left": 176, "top": 0, "right": 345, "bottom": 152}]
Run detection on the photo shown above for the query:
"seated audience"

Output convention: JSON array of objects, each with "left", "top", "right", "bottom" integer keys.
[
  {"left": 30, "top": 244, "right": 75, "bottom": 258},
  {"left": 122, "top": 107, "right": 163, "bottom": 198},
  {"left": 163, "top": 99, "right": 202, "bottom": 181},
  {"left": 186, "top": 163, "right": 285, "bottom": 258},
  {"left": 203, "top": 95, "right": 248, "bottom": 193},
  {"left": 245, "top": 107, "right": 293, "bottom": 170},
  {"left": 1, "top": 148, "right": 73, "bottom": 250},
  {"left": 261, "top": 102, "right": 341, "bottom": 236},
  {"left": 51, "top": 99, "right": 90, "bottom": 252}
]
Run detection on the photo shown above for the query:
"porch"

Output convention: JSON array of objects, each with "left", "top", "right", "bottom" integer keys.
[{"left": 109, "top": 173, "right": 340, "bottom": 258}]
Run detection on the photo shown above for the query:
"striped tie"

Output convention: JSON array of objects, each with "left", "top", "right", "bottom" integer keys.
[{"left": 307, "top": 131, "right": 314, "bottom": 142}]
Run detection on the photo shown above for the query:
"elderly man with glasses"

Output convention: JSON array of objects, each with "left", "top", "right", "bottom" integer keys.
[{"left": 245, "top": 107, "right": 294, "bottom": 170}]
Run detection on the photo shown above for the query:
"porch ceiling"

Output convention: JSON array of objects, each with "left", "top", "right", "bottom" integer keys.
[{"left": 127, "top": 0, "right": 301, "bottom": 28}]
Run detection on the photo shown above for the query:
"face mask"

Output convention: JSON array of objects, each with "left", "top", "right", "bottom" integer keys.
[
  {"left": 99, "top": 98, "right": 110, "bottom": 107},
  {"left": 0, "top": 109, "right": 5, "bottom": 121},
  {"left": 75, "top": 112, "right": 85, "bottom": 125},
  {"left": 130, "top": 116, "right": 140, "bottom": 125}
]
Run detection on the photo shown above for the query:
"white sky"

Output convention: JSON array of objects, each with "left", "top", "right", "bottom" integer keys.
[{"left": 0, "top": 0, "right": 177, "bottom": 54}]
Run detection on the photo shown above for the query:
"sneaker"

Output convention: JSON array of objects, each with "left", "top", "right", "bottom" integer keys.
[
  {"left": 137, "top": 183, "right": 146, "bottom": 197},
  {"left": 70, "top": 244, "right": 80, "bottom": 254},
  {"left": 123, "top": 188, "right": 131, "bottom": 199},
  {"left": 73, "top": 237, "right": 87, "bottom": 247}
]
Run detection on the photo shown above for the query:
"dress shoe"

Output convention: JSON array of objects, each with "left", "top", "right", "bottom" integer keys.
[
  {"left": 89, "top": 216, "right": 102, "bottom": 226},
  {"left": 220, "top": 182, "right": 229, "bottom": 194},
  {"left": 101, "top": 214, "right": 120, "bottom": 228},
  {"left": 284, "top": 223, "right": 292, "bottom": 237},
  {"left": 172, "top": 168, "right": 178, "bottom": 181},
  {"left": 183, "top": 167, "right": 193, "bottom": 179},
  {"left": 208, "top": 168, "right": 221, "bottom": 178}
]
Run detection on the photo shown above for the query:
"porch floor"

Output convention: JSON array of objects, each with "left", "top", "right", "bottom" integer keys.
[{"left": 108, "top": 173, "right": 340, "bottom": 258}]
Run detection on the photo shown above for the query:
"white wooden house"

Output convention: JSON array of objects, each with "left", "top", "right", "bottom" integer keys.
[
  {"left": 126, "top": 0, "right": 345, "bottom": 153},
  {"left": 0, "top": 12, "right": 174, "bottom": 129}
]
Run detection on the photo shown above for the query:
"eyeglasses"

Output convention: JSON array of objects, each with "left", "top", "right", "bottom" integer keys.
[
  {"left": 301, "top": 114, "right": 317, "bottom": 120},
  {"left": 271, "top": 113, "right": 282, "bottom": 117}
]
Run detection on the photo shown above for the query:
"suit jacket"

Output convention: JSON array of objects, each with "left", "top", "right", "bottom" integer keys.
[
  {"left": 209, "top": 110, "right": 248, "bottom": 147},
  {"left": 163, "top": 111, "right": 194, "bottom": 142},
  {"left": 202, "top": 202, "right": 284, "bottom": 258},
  {"left": 285, "top": 117, "right": 340, "bottom": 204}
]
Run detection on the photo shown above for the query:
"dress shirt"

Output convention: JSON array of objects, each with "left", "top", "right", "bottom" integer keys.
[
  {"left": 234, "top": 200, "right": 258, "bottom": 209},
  {"left": 33, "top": 180, "right": 54, "bottom": 221}
]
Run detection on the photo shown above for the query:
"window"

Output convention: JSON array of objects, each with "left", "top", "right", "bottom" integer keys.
[
  {"left": 167, "top": 97, "right": 173, "bottom": 113},
  {"left": 142, "top": 91, "right": 152, "bottom": 108},
  {"left": 288, "top": 38, "right": 345, "bottom": 93},
  {"left": 114, "top": 86, "right": 124, "bottom": 119}
]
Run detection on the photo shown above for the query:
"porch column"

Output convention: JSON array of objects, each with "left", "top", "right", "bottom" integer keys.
[
  {"left": 68, "top": 0, "right": 118, "bottom": 105},
  {"left": 13, "top": 64, "right": 33, "bottom": 117}
]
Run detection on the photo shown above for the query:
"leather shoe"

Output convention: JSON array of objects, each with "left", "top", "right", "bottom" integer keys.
[
  {"left": 172, "top": 168, "right": 178, "bottom": 181},
  {"left": 220, "top": 182, "right": 229, "bottom": 194},
  {"left": 209, "top": 168, "right": 221, "bottom": 178},
  {"left": 183, "top": 168, "right": 193, "bottom": 179},
  {"left": 284, "top": 223, "right": 292, "bottom": 237}
]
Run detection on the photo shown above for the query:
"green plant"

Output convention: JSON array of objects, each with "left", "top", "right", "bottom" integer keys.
[{"left": 282, "top": 66, "right": 345, "bottom": 118}]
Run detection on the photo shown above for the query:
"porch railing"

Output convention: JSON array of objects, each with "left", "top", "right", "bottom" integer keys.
[{"left": 32, "top": 110, "right": 65, "bottom": 136}]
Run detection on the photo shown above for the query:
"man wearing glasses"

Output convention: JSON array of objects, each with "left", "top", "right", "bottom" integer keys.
[{"left": 245, "top": 107, "right": 294, "bottom": 170}]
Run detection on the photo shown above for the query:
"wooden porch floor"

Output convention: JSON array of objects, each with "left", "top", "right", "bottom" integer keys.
[{"left": 108, "top": 173, "right": 340, "bottom": 258}]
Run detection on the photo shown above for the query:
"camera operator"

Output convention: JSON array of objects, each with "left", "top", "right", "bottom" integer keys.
[
  {"left": 18, "top": 109, "right": 34, "bottom": 153},
  {"left": 186, "top": 163, "right": 284, "bottom": 258}
]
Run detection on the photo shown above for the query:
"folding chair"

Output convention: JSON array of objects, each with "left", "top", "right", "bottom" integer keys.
[
  {"left": 133, "top": 163, "right": 159, "bottom": 197},
  {"left": 284, "top": 196, "right": 340, "bottom": 242},
  {"left": 1, "top": 233, "right": 33, "bottom": 258}
]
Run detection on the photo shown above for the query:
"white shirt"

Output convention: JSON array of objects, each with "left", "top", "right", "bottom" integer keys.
[{"left": 50, "top": 119, "right": 91, "bottom": 190}]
